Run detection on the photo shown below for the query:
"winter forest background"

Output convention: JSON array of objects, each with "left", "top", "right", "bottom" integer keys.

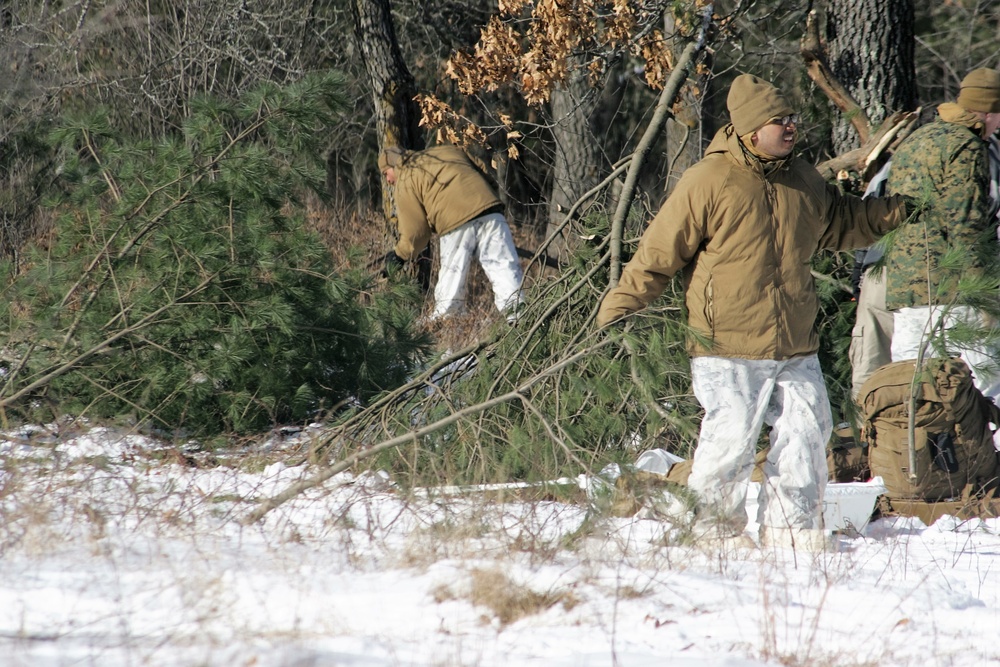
[
  {"left": 0, "top": 0, "right": 998, "bottom": 509},
  {"left": 3, "top": 3, "right": 1000, "bottom": 666}
]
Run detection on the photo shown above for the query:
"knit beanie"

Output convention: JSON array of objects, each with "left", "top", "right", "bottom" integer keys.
[
  {"left": 957, "top": 68, "right": 1000, "bottom": 113},
  {"left": 727, "top": 73, "right": 795, "bottom": 135},
  {"left": 378, "top": 146, "right": 405, "bottom": 172}
]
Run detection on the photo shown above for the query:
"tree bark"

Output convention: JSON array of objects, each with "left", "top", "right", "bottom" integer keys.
[
  {"left": 350, "top": 0, "right": 424, "bottom": 225},
  {"left": 350, "top": 0, "right": 430, "bottom": 288},
  {"left": 825, "top": 0, "right": 916, "bottom": 154},
  {"left": 351, "top": 0, "right": 424, "bottom": 159},
  {"left": 546, "top": 70, "right": 601, "bottom": 261}
]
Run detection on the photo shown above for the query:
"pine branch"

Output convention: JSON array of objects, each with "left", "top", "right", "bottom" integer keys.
[
  {"left": 241, "top": 338, "right": 615, "bottom": 525},
  {"left": 0, "top": 274, "right": 216, "bottom": 409}
]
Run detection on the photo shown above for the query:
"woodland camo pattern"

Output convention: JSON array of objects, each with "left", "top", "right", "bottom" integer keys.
[{"left": 885, "top": 120, "right": 996, "bottom": 310}]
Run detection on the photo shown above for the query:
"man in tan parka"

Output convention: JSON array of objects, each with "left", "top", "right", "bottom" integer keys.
[
  {"left": 379, "top": 145, "right": 524, "bottom": 321},
  {"left": 597, "top": 73, "right": 910, "bottom": 549}
]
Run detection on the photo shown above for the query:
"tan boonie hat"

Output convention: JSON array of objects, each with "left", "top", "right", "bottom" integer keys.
[
  {"left": 957, "top": 68, "right": 1000, "bottom": 113},
  {"left": 378, "top": 146, "right": 405, "bottom": 172},
  {"left": 727, "top": 73, "right": 796, "bottom": 135}
]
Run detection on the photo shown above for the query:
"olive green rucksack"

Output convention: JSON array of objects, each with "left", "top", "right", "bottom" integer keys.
[{"left": 859, "top": 358, "right": 1000, "bottom": 501}]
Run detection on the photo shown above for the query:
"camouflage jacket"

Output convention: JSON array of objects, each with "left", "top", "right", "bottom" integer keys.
[{"left": 885, "top": 110, "right": 995, "bottom": 309}]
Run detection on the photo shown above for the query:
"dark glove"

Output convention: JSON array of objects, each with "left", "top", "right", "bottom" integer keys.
[
  {"left": 413, "top": 246, "right": 433, "bottom": 292},
  {"left": 899, "top": 193, "right": 924, "bottom": 219},
  {"left": 380, "top": 250, "right": 405, "bottom": 277}
]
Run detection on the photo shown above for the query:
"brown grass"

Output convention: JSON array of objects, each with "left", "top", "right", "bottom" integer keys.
[{"left": 465, "top": 567, "right": 579, "bottom": 626}]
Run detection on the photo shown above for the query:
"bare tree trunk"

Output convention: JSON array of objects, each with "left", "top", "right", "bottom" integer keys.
[
  {"left": 826, "top": 0, "right": 916, "bottom": 154},
  {"left": 350, "top": 0, "right": 430, "bottom": 288},
  {"left": 350, "top": 0, "right": 423, "bottom": 158},
  {"left": 547, "top": 70, "right": 601, "bottom": 261}
]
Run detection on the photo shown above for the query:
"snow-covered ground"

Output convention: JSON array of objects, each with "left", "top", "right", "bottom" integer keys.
[{"left": 1, "top": 424, "right": 999, "bottom": 667}]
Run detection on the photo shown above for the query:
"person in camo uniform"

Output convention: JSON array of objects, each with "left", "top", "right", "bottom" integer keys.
[
  {"left": 883, "top": 68, "right": 1000, "bottom": 399},
  {"left": 849, "top": 135, "right": 1000, "bottom": 400},
  {"left": 596, "top": 73, "right": 910, "bottom": 550}
]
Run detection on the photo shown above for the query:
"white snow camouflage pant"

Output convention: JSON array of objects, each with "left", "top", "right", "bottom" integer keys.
[
  {"left": 891, "top": 305, "right": 1000, "bottom": 401},
  {"left": 432, "top": 211, "right": 524, "bottom": 319},
  {"left": 687, "top": 355, "right": 833, "bottom": 532}
]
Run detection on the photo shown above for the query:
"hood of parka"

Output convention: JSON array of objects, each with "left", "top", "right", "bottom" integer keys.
[{"left": 938, "top": 101, "right": 992, "bottom": 139}]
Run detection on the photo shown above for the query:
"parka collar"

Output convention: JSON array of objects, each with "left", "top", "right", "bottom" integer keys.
[
  {"left": 707, "top": 124, "right": 790, "bottom": 176},
  {"left": 937, "top": 102, "right": 989, "bottom": 139}
]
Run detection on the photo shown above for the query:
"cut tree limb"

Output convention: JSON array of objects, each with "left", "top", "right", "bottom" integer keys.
[
  {"left": 815, "top": 110, "right": 920, "bottom": 182},
  {"left": 240, "top": 338, "right": 614, "bottom": 525},
  {"left": 800, "top": 9, "right": 870, "bottom": 145}
]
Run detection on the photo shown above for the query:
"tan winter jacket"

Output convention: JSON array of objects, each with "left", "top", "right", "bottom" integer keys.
[
  {"left": 597, "top": 126, "right": 908, "bottom": 360},
  {"left": 392, "top": 145, "right": 503, "bottom": 261}
]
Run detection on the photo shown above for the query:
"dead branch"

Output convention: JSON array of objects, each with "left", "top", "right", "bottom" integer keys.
[
  {"left": 608, "top": 4, "right": 714, "bottom": 286},
  {"left": 798, "top": 9, "right": 925, "bottom": 183},
  {"left": 800, "top": 9, "right": 871, "bottom": 144},
  {"left": 240, "top": 338, "right": 614, "bottom": 525}
]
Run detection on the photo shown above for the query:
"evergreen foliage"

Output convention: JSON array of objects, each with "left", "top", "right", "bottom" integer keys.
[
  {"left": 812, "top": 249, "right": 858, "bottom": 423},
  {"left": 0, "top": 72, "right": 431, "bottom": 436},
  {"left": 347, "top": 215, "right": 703, "bottom": 487}
]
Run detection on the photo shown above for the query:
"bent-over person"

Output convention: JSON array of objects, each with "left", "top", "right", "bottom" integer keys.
[{"left": 379, "top": 145, "right": 524, "bottom": 322}]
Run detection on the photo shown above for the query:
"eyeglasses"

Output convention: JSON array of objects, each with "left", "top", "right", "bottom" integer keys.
[{"left": 771, "top": 114, "right": 800, "bottom": 127}]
